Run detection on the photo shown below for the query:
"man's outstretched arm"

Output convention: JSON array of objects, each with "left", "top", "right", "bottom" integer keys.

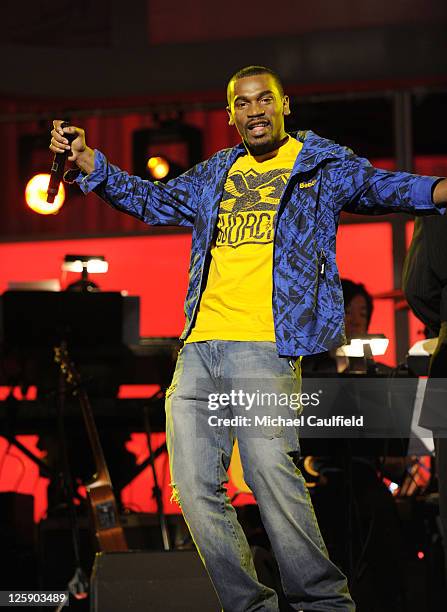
[
  {"left": 50, "top": 120, "right": 200, "bottom": 227},
  {"left": 433, "top": 179, "right": 447, "bottom": 205},
  {"left": 333, "top": 148, "right": 446, "bottom": 216}
]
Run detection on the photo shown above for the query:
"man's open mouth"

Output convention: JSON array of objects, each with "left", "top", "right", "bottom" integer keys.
[{"left": 247, "top": 121, "right": 269, "bottom": 135}]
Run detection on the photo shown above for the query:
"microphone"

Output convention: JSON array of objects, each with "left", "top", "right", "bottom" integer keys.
[{"left": 47, "top": 121, "right": 76, "bottom": 203}]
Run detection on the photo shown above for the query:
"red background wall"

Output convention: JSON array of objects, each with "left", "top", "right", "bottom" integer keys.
[
  {"left": 1, "top": 153, "right": 445, "bottom": 522},
  {"left": 0, "top": 224, "right": 402, "bottom": 520},
  {"left": 0, "top": 228, "right": 398, "bottom": 357}
]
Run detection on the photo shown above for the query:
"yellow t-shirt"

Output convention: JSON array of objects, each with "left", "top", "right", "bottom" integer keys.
[{"left": 186, "top": 135, "right": 302, "bottom": 343}]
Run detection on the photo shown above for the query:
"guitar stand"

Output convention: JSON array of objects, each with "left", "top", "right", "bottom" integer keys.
[
  {"left": 2, "top": 387, "right": 88, "bottom": 509},
  {"left": 143, "top": 390, "right": 171, "bottom": 551},
  {"left": 55, "top": 347, "right": 89, "bottom": 600}
]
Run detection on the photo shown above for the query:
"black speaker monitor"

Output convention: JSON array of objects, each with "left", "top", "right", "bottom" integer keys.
[{"left": 90, "top": 550, "right": 220, "bottom": 612}]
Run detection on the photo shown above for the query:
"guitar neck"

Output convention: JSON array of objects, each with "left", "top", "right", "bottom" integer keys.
[{"left": 78, "top": 389, "right": 111, "bottom": 484}]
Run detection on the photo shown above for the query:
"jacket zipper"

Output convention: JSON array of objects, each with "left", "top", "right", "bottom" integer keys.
[
  {"left": 319, "top": 249, "right": 327, "bottom": 279},
  {"left": 272, "top": 182, "right": 292, "bottom": 336},
  {"left": 185, "top": 171, "right": 228, "bottom": 335}
]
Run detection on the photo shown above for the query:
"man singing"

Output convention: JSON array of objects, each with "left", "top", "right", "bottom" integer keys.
[{"left": 50, "top": 65, "right": 447, "bottom": 611}]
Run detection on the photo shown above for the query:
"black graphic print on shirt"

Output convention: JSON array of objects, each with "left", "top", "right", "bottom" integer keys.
[{"left": 216, "top": 168, "right": 290, "bottom": 248}]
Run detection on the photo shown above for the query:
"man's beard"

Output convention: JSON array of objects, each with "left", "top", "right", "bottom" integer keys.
[{"left": 244, "top": 136, "right": 281, "bottom": 156}]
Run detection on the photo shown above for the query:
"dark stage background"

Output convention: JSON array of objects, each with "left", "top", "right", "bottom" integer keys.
[{"left": 1, "top": 1, "right": 447, "bottom": 610}]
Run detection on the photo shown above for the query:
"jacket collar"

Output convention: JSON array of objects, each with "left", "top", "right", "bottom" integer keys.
[
  {"left": 225, "top": 130, "right": 342, "bottom": 174},
  {"left": 293, "top": 130, "right": 343, "bottom": 172}
]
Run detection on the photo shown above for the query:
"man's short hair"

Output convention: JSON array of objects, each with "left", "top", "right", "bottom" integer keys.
[{"left": 227, "top": 66, "right": 284, "bottom": 103}]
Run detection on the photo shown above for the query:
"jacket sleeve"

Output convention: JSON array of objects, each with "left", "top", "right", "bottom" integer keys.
[
  {"left": 333, "top": 149, "right": 446, "bottom": 216},
  {"left": 76, "top": 149, "right": 202, "bottom": 227}
]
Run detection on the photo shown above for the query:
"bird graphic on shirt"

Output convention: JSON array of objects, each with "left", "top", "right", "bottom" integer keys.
[{"left": 221, "top": 168, "right": 290, "bottom": 214}]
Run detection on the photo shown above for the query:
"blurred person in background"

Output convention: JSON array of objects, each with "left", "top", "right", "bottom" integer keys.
[{"left": 403, "top": 216, "right": 447, "bottom": 583}]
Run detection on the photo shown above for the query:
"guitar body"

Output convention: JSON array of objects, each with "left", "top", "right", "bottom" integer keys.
[{"left": 86, "top": 480, "right": 128, "bottom": 552}]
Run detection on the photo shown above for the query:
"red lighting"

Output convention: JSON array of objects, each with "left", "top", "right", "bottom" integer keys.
[
  {"left": 0, "top": 386, "right": 37, "bottom": 401},
  {"left": 417, "top": 551, "right": 425, "bottom": 560},
  {"left": 118, "top": 384, "right": 160, "bottom": 399}
]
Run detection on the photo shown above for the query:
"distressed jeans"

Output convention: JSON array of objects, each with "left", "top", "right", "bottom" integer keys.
[{"left": 165, "top": 341, "right": 355, "bottom": 611}]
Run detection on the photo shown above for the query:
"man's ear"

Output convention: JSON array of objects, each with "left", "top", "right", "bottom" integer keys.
[
  {"left": 226, "top": 106, "right": 235, "bottom": 126},
  {"left": 283, "top": 95, "right": 291, "bottom": 117}
]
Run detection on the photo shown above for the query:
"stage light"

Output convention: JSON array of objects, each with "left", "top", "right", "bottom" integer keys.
[
  {"left": 417, "top": 551, "right": 425, "bottom": 560},
  {"left": 303, "top": 456, "right": 320, "bottom": 478},
  {"left": 62, "top": 255, "right": 108, "bottom": 274},
  {"left": 147, "top": 156, "right": 170, "bottom": 180},
  {"left": 387, "top": 481, "right": 399, "bottom": 494},
  {"left": 62, "top": 254, "right": 108, "bottom": 292},
  {"left": 133, "top": 120, "right": 202, "bottom": 183},
  {"left": 25, "top": 173, "right": 65, "bottom": 215},
  {"left": 336, "top": 334, "right": 389, "bottom": 357}
]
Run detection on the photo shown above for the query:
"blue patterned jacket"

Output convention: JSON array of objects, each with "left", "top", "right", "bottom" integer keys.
[{"left": 78, "top": 130, "right": 444, "bottom": 356}]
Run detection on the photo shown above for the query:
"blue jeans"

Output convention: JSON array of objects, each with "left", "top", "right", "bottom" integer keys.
[{"left": 165, "top": 341, "right": 355, "bottom": 611}]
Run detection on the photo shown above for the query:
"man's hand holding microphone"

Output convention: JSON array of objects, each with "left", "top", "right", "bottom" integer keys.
[
  {"left": 49, "top": 120, "right": 94, "bottom": 173},
  {"left": 47, "top": 120, "right": 95, "bottom": 202}
]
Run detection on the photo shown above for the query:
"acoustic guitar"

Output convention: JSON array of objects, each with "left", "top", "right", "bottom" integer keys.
[{"left": 54, "top": 344, "right": 128, "bottom": 552}]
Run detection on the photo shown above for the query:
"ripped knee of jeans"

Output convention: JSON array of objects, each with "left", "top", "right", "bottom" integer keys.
[{"left": 169, "top": 482, "right": 182, "bottom": 508}]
